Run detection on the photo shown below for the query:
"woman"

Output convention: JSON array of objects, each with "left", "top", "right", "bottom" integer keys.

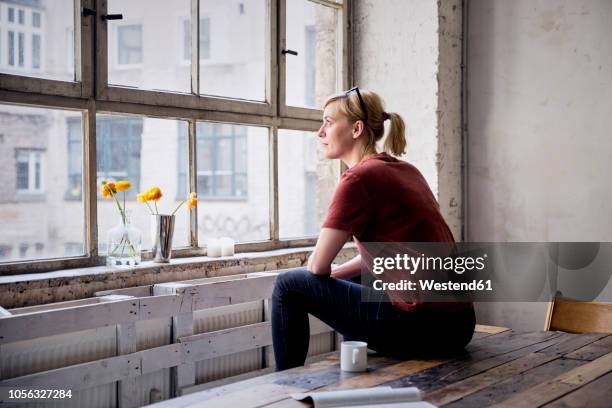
[{"left": 271, "top": 88, "right": 475, "bottom": 371}]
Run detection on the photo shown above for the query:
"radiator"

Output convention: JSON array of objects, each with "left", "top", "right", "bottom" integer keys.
[{"left": 0, "top": 301, "right": 334, "bottom": 407}]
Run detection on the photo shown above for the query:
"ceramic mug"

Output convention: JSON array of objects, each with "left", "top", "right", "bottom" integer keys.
[{"left": 340, "top": 341, "right": 368, "bottom": 372}]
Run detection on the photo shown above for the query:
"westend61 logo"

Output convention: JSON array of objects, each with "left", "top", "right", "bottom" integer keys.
[{"left": 372, "top": 253, "right": 488, "bottom": 275}]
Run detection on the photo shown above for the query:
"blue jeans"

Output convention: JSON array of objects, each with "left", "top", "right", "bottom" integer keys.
[{"left": 271, "top": 268, "right": 475, "bottom": 371}]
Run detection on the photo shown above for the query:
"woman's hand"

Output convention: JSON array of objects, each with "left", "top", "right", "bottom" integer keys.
[
  {"left": 307, "top": 228, "right": 350, "bottom": 275},
  {"left": 331, "top": 255, "right": 362, "bottom": 280}
]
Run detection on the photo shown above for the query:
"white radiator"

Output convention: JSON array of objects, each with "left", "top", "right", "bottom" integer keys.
[{"left": 1, "top": 299, "right": 335, "bottom": 406}]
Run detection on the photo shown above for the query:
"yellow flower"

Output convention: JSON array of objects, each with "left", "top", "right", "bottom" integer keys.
[
  {"left": 101, "top": 181, "right": 116, "bottom": 198},
  {"left": 187, "top": 192, "right": 198, "bottom": 210},
  {"left": 147, "top": 187, "right": 163, "bottom": 201},
  {"left": 115, "top": 180, "right": 132, "bottom": 192},
  {"left": 137, "top": 193, "right": 148, "bottom": 202}
]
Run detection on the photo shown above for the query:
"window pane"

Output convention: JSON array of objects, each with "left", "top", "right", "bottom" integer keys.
[
  {"left": 107, "top": 0, "right": 191, "bottom": 93},
  {"left": 96, "top": 115, "right": 190, "bottom": 252},
  {"left": 278, "top": 130, "right": 339, "bottom": 238},
  {"left": 0, "top": 0, "right": 75, "bottom": 81},
  {"left": 198, "top": 0, "right": 267, "bottom": 101},
  {"left": 32, "top": 33, "right": 41, "bottom": 69},
  {"left": 196, "top": 122, "right": 269, "bottom": 242},
  {"left": 117, "top": 25, "right": 142, "bottom": 65},
  {"left": 0, "top": 104, "right": 85, "bottom": 263},
  {"left": 286, "top": 0, "right": 338, "bottom": 108}
]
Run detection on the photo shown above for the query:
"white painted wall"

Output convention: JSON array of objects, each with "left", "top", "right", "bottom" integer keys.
[
  {"left": 353, "top": 0, "right": 440, "bottom": 196},
  {"left": 467, "top": 0, "right": 612, "bottom": 330}
]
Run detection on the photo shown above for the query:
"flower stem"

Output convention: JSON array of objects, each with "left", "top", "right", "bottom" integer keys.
[
  {"left": 171, "top": 199, "right": 186, "bottom": 215},
  {"left": 154, "top": 201, "right": 158, "bottom": 215},
  {"left": 144, "top": 201, "right": 155, "bottom": 215}
]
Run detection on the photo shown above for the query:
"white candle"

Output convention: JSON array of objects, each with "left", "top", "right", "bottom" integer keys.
[
  {"left": 207, "top": 238, "right": 222, "bottom": 257},
  {"left": 220, "top": 237, "right": 235, "bottom": 256}
]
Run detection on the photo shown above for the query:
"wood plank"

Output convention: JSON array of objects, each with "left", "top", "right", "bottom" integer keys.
[
  {"left": 182, "top": 322, "right": 272, "bottom": 362},
  {"left": 95, "top": 284, "right": 152, "bottom": 298},
  {"left": 7, "top": 298, "right": 101, "bottom": 315},
  {"left": 563, "top": 334, "right": 612, "bottom": 361},
  {"left": 442, "top": 358, "right": 587, "bottom": 408},
  {"left": 536, "top": 332, "right": 610, "bottom": 357},
  {"left": 425, "top": 350, "right": 568, "bottom": 406},
  {"left": 381, "top": 331, "right": 568, "bottom": 394},
  {"left": 490, "top": 352, "right": 612, "bottom": 407},
  {"left": 181, "top": 317, "right": 332, "bottom": 363},
  {"left": 99, "top": 295, "right": 139, "bottom": 408},
  {"left": 192, "top": 274, "right": 277, "bottom": 309},
  {"left": 154, "top": 283, "right": 197, "bottom": 396},
  {"left": 475, "top": 324, "right": 510, "bottom": 334},
  {"left": 322, "top": 359, "right": 448, "bottom": 391},
  {"left": 542, "top": 371, "right": 612, "bottom": 408},
  {"left": 0, "top": 352, "right": 141, "bottom": 390},
  {"left": 0, "top": 298, "right": 139, "bottom": 344}
]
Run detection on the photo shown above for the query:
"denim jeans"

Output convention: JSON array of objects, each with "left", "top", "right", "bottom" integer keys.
[{"left": 271, "top": 268, "right": 475, "bottom": 371}]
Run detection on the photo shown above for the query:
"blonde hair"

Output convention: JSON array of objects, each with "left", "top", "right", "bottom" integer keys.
[{"left": 323, "top": 89, "right": 407, "bottom": 158}]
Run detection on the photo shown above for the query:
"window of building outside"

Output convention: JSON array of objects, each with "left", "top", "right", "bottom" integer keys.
[
  {"left": 117, "top": 24, "right": 143, "bottom": 66},
  {"left": 0, "top": 0, "right": 346, "bottom": 272},
  {"left": 0, "top": 0, "right": 73, "bottom": 81},
  {"left": 15, "top": 149, "right": 44, "bottom": 193},
  {"left": 183, "top": 17, "right": 210, "bottom": 61}
]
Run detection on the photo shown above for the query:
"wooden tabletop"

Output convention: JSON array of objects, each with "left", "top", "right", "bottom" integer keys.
[{"left": 151, "top": 328, "right": 612, "bottom": 408}]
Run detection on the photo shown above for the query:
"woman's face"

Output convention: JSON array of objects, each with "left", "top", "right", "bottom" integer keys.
[{"left": 318, "top": 102, "right": 356, "bottom": 160}]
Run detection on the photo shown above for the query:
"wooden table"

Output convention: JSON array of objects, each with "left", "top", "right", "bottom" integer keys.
[{"left": 150, "top": 328, "right": 612, "bottom": 408}]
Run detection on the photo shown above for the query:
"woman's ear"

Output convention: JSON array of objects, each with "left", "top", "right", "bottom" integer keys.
[{"left": 352, "top": 120, "right": 364, "bottom": 140}]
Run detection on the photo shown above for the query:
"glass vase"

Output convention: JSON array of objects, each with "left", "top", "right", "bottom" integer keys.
[{"left": 106, "top": 211, "right": 142, "bottom": 268}]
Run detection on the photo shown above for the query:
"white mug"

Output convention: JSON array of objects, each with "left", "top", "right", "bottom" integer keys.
[{"left": 340, "top": 341, "right": 368, "bottom": 372}]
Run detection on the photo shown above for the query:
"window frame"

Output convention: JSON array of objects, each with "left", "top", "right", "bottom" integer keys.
[
  {"left": 0, "top": 0, "right": 351, "bottom": 275},
  {"left": 0, "top": 0, "right": 92, "bottom": 98}
]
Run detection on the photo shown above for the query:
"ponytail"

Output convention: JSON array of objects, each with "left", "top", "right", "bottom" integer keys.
[{"left": 383, "top": 112, "right": 407, "bottom": 156}]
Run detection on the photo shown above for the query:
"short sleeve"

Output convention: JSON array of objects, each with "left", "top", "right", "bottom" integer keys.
[{"left": 321, "top": 172, "right": 371, "bottom": 237}]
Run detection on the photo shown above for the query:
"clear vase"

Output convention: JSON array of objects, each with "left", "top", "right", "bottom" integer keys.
[{"left": 106, "top": 211, "right": 142, "bottom": 268}]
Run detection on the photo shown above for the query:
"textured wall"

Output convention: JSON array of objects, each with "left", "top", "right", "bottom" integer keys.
[
  {"left": 467, "top": 0, "right": 612, "bottom": 330},
  {"left": 353, "top": 0, "right": 440, "bottom": 195},
  {"left": 353, "top": 0, "right": 464, "bottom": 240}
]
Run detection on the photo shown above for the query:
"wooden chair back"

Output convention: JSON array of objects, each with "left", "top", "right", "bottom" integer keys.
[{"left": 544, "top": 294, "right": 612, "bottom": 333}]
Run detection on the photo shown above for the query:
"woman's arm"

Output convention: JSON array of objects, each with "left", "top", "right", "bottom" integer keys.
[
  {"left": 307, "top": 227, "right": 350, "bottom": 276},
  {"left": 331, "top": 255, "right": 362, "bottom": 280}
]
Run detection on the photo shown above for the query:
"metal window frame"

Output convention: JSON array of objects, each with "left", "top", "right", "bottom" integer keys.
[{"left": 0, "top": 0, "right": 350, "bottom": 275}]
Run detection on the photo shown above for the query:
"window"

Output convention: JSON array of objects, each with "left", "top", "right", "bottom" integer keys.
[
  {"left": 117, "top": 24, "right": 143, "bottom": 65},
  {"left": 183, "top": 17, "right": 210, "bottom": 61},
  {"left": 0, "top": 1, "right": 65, "bottom": 79},
  {"left": 16, "top": 149, "right": 44, "bottom": 193},
  {"left": 32, "top": 11, "right": 41, "bottom": 28},
  {"left": 285, "top": 0, "right": 339, "bottom": 109},
  {"left": 96, "top": 117, "right": 143, "bottom": 192},
  {"left": 96, "top": 116, "right": 190, "bottom": 251},
  {"left": 32, "top": 33, "right": 41, "bottom": 69},
  {"left": 196, "top": 123, "right": 247, "bottom": 198},
  {"left": 278, "top": 130, "right": 338, "bottom": 239},
  {"left": 0, "top": 104, "right": 86, "bottom": 264},
  {"left": 66, "top": 119, "right": 82, "bottom": 199},
  {"left": 0, "top": 0, "right": 347, "bottom": 271},
  {"left": 8, "top": 31, "right": 15, "bottom": 66}
]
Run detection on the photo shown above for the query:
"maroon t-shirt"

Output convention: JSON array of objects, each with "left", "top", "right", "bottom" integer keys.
[{"left": 322, "top": 152, "right": 460, "bottom": 312}]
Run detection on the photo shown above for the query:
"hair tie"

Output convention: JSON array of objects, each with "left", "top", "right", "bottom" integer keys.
[{"left": 382, "top": 111, "right": 390, "bottom": 121}]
